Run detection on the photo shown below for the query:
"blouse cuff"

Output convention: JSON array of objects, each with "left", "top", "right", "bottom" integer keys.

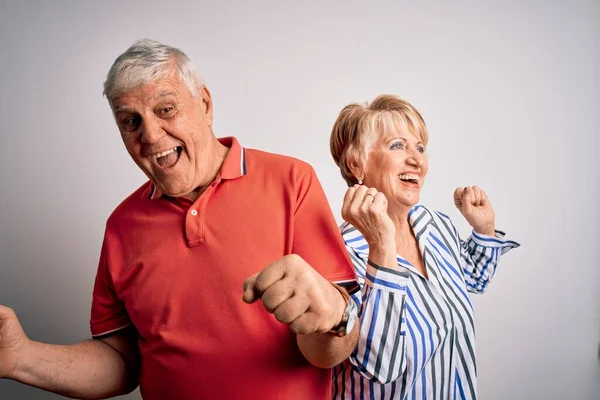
[
  {"left": 471, "top": 229, "right": 520, "bottom": 255},
  {"left": 364, "top": 259, "right": 409, "bottom": 294}
]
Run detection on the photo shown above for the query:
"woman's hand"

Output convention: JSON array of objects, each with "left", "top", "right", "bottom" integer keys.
[
  {"left": 342, "top": 185, "right": 396, "bottom": 249},
  {"left": 453, "top": 186, "right": 496, "bottom": 236}
]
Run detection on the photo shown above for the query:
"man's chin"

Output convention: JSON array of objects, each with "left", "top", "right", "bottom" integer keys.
[{"left": 154, "top": 181, "right": 193, "bottom": 198}]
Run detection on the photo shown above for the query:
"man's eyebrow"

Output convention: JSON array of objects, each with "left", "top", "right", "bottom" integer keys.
[
  {"left": 113, "top": 104, "right": 132, "bottom": 113},
  {"left": 154, "top": 91, "right": 176, "bottom": 99}
]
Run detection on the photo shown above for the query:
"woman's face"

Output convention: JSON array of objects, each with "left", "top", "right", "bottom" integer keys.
[{"left": 362, "top": 127, "right": 428, "bottom": 211}]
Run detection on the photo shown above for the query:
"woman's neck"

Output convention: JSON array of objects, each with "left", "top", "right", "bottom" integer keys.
[{"left": 388, "top": 206, "right": 414, "bottom": 247}]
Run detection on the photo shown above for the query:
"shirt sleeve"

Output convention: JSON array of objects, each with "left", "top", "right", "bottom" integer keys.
[
  {"left": 290, "top": 164, "right": 357, "bottom": 285},
  {"left": 345, "top": 247, "right": 410, "bottom": 384},
  {"left": 89, "top": 227, "right": 132, "bottom": 338},
  {"left": 458, "top": 229, "right": 520, "bottom": 294}
]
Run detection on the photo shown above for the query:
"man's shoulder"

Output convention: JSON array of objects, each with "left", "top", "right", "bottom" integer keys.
[
  {"left": 106, "top": 181, "right": 153, "bottom": 225},
  {"left": 245, "top": 148, "right": 315, "bottom": 177}
]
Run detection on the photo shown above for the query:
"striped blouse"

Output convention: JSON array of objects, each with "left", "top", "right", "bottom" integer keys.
[{"left": 332, "top": 205, "right": 520, "bottom": 400}]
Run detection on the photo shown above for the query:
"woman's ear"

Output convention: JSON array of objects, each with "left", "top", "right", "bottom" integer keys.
[{"left": 346, "top": 156, "right": 364, "bottom": 183}]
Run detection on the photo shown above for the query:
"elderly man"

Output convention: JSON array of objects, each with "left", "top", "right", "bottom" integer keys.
[{"left": 0, "top": 39, "right": 358, "bottom": 399}]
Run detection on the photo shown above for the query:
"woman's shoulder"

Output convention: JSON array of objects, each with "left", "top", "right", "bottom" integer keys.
[
  {"left": 410, "top": 205, "right": 460, "bottom": 239},
  {"left": 410, "top": 204, "right": 453, "bottom": 221}
]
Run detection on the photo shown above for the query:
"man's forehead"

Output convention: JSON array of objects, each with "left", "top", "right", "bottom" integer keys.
[{"left": 112, "top": 88, "right": 179, "bottom": 112}]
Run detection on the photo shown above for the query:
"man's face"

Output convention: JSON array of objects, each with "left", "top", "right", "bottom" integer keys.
[{"left": 111, "top": 74, "right": 216, "bottom": 197}]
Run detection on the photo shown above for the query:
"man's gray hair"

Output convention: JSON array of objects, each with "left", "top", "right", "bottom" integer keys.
[{"left": 103, "top": 39, "right": 205, "bottom": 102}]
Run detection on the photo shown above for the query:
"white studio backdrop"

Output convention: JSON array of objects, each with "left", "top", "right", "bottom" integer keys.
[{"left": 0, "top": 1, "right": 598, "bottom": 399}]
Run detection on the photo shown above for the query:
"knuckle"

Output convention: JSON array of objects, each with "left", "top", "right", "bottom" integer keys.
[
  {"left": 254, "top": 276, "right": 269, "bottom": 294},
  {"left": 274, "top": 307, "right": 292, "bottom": 323},
  {"left": 297, "top": 270, "right": 315, "bottom": 287},
  {"left": 261, "top": 291, "right": 278, "bottom": 312},
  {"left": 285, "top": 253, "right": 302, "bottom": 265},
  {"left": 262, "top": 299, "right": 276, "bottom": 313},
  {"left": 289, "top": 322, "right": 303, "bottom": 335},
  {"left": 290, "top": 319, "right": 312, "bottom": 335}
]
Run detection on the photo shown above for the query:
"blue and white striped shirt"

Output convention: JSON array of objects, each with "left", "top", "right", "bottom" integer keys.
[{"left": 332, "top": 205, "right": 520, "bottom": 400}]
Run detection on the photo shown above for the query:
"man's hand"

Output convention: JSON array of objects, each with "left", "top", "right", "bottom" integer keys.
[
  {"left": 242, "top": 254, "right": 346, "bottom": 335},
  {"left": 0, "top": 305, "right": 30, "bottom": 380},
  {"left": 453, "top": 186, "right": 496, "bottom": 236},
  {"left": 0, "top": 303, "right": 139, "bottom": 397}
]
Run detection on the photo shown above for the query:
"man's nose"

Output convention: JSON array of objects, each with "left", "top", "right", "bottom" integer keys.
[{"left": 140, "top": 116, "right": 165, "bottom": 144}]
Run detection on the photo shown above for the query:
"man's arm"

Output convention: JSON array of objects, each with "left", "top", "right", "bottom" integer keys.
[
  {"left": 0, "top": 305, "right": 139, "bottom": 399},
  {"left": 296, "top": 300, "right": 359, "bottom": 368}
]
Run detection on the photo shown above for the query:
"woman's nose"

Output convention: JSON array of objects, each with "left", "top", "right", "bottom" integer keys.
[{"left": 406, "top": 154, "right": 420, "bottom": 167}]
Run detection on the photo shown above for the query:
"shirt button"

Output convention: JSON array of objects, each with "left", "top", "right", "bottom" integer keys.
[{"left": 190, "top": 209, "right": 198, "bottom": 216}]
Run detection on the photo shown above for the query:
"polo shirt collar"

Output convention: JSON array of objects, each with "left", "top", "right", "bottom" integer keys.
[{"left": 148, "top": 136, "right": 247, "bottom": 200}]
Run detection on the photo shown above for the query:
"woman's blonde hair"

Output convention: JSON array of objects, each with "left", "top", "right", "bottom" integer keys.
[{"left": 330, "top": 94, "right": 429, "bottom": 186}]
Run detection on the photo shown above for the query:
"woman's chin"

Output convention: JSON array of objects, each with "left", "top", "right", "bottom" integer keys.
[{"left": 389, "top": 197, "right": 420, "bottom": 212}]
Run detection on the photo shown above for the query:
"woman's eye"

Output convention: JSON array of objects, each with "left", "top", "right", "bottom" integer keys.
[
  {"left": 417, "top": 146, "right": 425, "bottom": 153},
  {"left": 390, "top": 142, "right": 404, "bottom": 150}
]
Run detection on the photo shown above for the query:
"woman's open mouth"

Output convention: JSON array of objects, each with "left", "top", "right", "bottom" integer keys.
[{"left": 399, "top": 173, "right": 420, "bottom": 188}]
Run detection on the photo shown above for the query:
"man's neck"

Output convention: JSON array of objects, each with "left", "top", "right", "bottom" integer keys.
[{"left": 183, "top": 139, "right": 230, "bottom": 202}]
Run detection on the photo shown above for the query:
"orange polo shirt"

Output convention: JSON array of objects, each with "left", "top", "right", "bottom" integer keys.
[{"left": 90, "top": 137, "right": 357, "bottom": 399}]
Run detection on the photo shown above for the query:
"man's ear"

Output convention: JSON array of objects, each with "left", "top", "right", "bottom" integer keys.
[{"left": 200, "top": 86, "right": 214, "bottom": 127}]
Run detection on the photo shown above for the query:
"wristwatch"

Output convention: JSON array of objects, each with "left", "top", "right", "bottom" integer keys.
[{"left": 329, "top": 284, "right": 358, "bottom": 337}]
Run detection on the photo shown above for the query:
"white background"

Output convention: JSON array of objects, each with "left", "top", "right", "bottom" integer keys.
[{"left": 0, "top": 1, "right": 598, "bottom": 399}]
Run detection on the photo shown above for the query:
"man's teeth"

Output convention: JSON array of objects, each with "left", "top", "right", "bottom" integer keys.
[
  {"left": 152, "top": 146, "right": 179, "bottom": 160},
  {"left": 399, "top": 174, "right": 420, "bottom": 181}
]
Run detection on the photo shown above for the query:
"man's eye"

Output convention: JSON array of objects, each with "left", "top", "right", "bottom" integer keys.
[
  {"left": 159, "top": 107, "right": 174, "bottom": 116},
  {"left": 122, "top": 117, "right": 140, "bottom": 131}
]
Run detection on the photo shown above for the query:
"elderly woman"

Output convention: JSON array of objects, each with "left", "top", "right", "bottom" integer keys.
[{"left": 329, "top": 94, "right": 519, "bottom": 399}]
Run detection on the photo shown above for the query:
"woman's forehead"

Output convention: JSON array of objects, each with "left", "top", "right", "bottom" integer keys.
[
  {"left": 378, "top": 112, "right": 421, "bottom": 140},
  {"left": 379, "top": 123, "right": 422, "bottom": 142}
]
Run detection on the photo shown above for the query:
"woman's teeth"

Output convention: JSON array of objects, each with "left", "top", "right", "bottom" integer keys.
[{"left": 399, "top": 174, "right": 420, "bottom": 182}]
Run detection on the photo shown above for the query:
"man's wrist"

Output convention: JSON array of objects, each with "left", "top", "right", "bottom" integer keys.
[
  {"left": 9, "top": 337, "right": 33, "bottom": 381},
  {"left": 328, "top": 284, "right": 357, "bottom": 337}
]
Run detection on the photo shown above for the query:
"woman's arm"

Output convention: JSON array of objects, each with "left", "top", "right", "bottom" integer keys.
[
  {"left": 342, "top": 243, "right": 410, "bottom": 384},
  {"left": 450, "top": 186, "right": 520, "bottom": 293},
  {"left": 338, "top": 185, "right": 412, "bottom": 383},
  {"left": 458, "top": 230, "right": 520, "bottom": 293}
]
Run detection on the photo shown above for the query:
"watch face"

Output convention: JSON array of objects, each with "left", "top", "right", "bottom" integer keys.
[{"left": 346, "top": 302, "right": 358, "bottom": 333}]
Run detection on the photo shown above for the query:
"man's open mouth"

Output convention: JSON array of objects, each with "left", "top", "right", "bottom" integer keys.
[{"left": 151, "top": 146, "right": 183, "bottom": 168}]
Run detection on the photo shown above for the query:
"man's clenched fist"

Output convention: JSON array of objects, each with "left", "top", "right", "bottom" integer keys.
[{"left": 243, "top": 254, "right": 346, "bottom": 335}]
